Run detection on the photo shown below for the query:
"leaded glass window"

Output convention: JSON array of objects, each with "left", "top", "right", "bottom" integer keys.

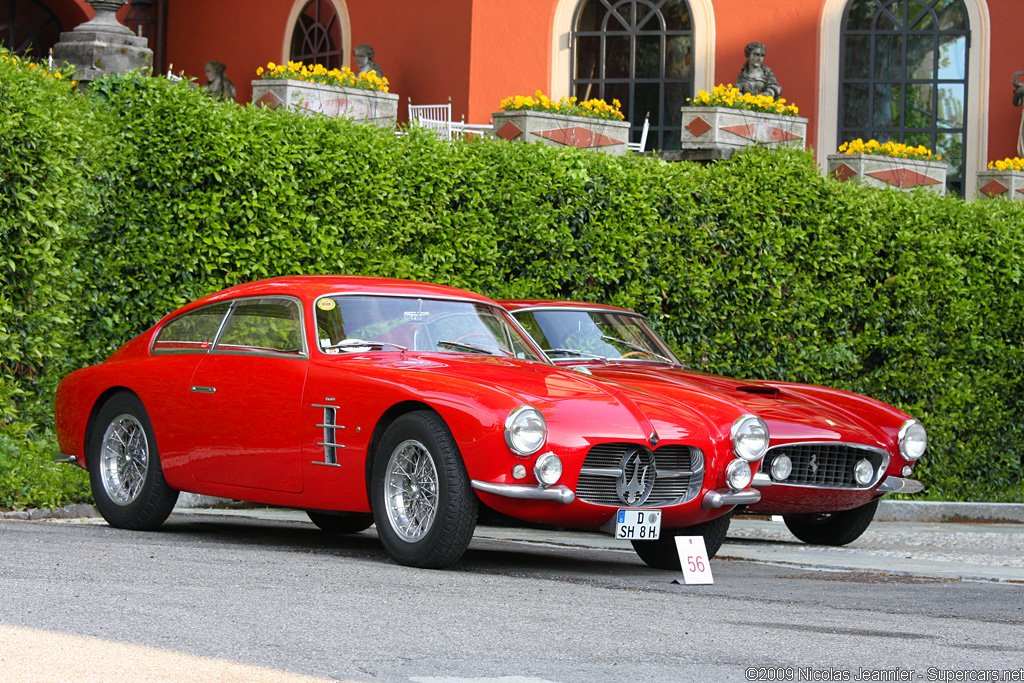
[
  {"left": 572, "top": 0, "right": 693, "bottom": 150},
  {"left": 839, "top": 0, "right": 969, "bottom": 195},
  {"left": 290, "top": 0, "right": 342, "bottom": 70}
]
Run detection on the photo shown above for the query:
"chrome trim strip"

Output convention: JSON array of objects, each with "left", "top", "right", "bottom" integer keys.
[
  {"left": 580, "top": 467, "right": 624, "bottom": 478},
  {"left": 752, "top": 472, "right": 773, "bottom": 487},
  {"left": 471, "top": 480, "right": 575, "bottom": 504},
  {"left": 702, "top": 488, "right": 762, "bottom": 508},
  {"left": 579, "top": 467, "right": 700, "bottom": 479},
  {"left": 316, "top": 441, "right": 345, "bottom": 449},
  {"left": 312, "top": 461, "right": 342, "bottom": 468},
  {"left": 877, "top": 476, "right": 924, "bottom": 494},
  {"left": 190, "top": 386, "right": 216, "bottom": 393}
]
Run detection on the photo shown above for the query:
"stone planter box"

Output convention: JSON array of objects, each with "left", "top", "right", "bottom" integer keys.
[
  {"left": 679, "top": 106, "right": 807, "bottom": 152},
  {"left": 251, "top": 79, "right": 399, "bottom": 127},
  {"left": 977, "top": 169, "right": 1024, "bottom": 200},
  {"left": 492, "top": 110, "right": 631, "bottom": 155},
  {"left": 827, "top": 154, "right": 947, "bottom": 195}
]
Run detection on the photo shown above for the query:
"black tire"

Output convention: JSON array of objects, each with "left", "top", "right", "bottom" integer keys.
[
  {"left": 783, "top": 499, "right": 879, "bottom": 546},
  {"left": 306, "top": 510, "right": 374, "bottom": 534},
  {"left": 370, "top": 411, "right": 477, "bottom": 568},
  {"left": 631, "top": 513, "right": 732, "bottom": 570},
  {"left": 88, "top": 392, "right": 178, "bottom": 530}
]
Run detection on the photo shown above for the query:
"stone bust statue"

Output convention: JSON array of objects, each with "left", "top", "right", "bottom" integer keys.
[
  {"left": 353, "top": 44, "right": 384, "bottom": 80},
  {"left": 1014, "top": 71, "right": 1024, "bottom": 157},
  {"left": 736, "top": 42, "right": 781, "bottom": 99},
  {"left": 203, "top": 60, "right": 236, "bottom": 102}
]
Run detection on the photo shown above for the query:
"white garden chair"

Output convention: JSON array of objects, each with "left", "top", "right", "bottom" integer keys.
[
  {"left": 408, "top": 97, "right": 453, "bottom": 139},
  {"left": 626, "top": 112, "right": 650, "bottom": 153}
]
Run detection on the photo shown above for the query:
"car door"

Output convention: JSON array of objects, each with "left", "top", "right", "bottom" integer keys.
[{"left": 187, "top": 296, "right": 307, "bottom": 493}]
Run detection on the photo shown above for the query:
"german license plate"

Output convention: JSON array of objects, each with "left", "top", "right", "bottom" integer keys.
[{"left": 614, "top": 509, "right": 661, "bottom": 540}]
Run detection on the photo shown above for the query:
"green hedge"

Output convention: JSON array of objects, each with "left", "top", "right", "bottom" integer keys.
[{"left": 2, "top": 65, "right": 1023, "bottom": 507}]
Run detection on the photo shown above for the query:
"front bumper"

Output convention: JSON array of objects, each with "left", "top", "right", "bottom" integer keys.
[
  {"left": 470, "top": 480, "right": 576, "bottom": 504},
  {"left": 702, "top": 488, "right": 762, "bottom": 508},
  {"left": 877, "top": 476, "right": 924, "bottom": 494}
]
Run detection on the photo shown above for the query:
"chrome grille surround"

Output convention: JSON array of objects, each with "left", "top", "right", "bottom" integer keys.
[
  {"left": 576, "top": 443, "right": 705, "bottom": 508},
  {"left": 764, "top": 442, "right": 890, "bottom": 489}
]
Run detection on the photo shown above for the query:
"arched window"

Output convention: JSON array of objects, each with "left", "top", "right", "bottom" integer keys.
[
  {"left": 290, "top": 0, "right": 343, "bottom": 69},
  {"left": 572, "top": 0, "right": 693, "bottom": 150},
  {"left": 0, "top": 0, "right": 62, "bottom": 59},
  {"left": 839, "top": 0, "right": 970, "bottom": 195}
]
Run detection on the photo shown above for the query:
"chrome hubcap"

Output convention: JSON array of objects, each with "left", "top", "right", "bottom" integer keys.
[
  {"left": 99, "top": 414, "right": 149, "bottom": 506},
  {"left": 384, "top": 439, "right": 438, "bottom": 542}
]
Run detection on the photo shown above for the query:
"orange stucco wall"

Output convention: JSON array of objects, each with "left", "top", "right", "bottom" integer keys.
[{"left": 988, "top": 1, "right": 1021, "bottom": 161}]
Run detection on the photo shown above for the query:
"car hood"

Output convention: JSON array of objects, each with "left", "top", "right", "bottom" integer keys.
[{"left": 567, "top": 364, "right": 892, "bottom": 448}]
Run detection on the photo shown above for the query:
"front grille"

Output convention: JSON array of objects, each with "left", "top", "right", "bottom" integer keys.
[
  {"left": 765, "top": 442, "right": 888, "bottom": 488},
  {"left": 575, "top": 443, "right": 705, "bottom": 507}
]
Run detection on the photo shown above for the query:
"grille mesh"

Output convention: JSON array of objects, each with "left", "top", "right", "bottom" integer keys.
[
  {"left": 575, "top": 443, "right": 704, "bottom": 507},
  {"left": 766, "top": 443, "right": 886, "bottom": 487}
]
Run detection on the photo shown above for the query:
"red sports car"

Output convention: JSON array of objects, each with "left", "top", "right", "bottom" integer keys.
[
  {"left": 501, "top": 300, "right": 927, "bottom": 546},
  {"left": 54, "top": 277, "right": 772, "bottom": 569}
]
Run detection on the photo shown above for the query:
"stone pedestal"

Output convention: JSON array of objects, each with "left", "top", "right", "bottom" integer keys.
[
  {"left": 828, "top": 154, "right": 947, "bottom": 195},
  {"left": 977, "top": 170, "right": 1024, "bottom": 200},
  {"left": 51, "top": 1, "right": 152, "bottom": 84},
  {"left": 492, "top": 110, "right": 631, "bottom": 155},
  {"left": 680, "top": 106, "right": 807, "bottom": 152},
  {"left": 251, "top": 79, "right": 399, "bottom": 127}
]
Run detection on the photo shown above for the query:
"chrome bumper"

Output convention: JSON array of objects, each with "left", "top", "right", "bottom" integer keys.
[
  {"left": 877, "top": 476, "right": 924, "bottom": 494},
  {"left": 471, "top": 480, "right": 575, "bottom": 504},
  {"left": 702, "top": 488, "right": 761, "bottom": 508},
  {"left": 751, "top": 472, "right": 772, "bottom": 487},
  {"left": 52, "top": 452, "right": 78, "bottom": 465}
]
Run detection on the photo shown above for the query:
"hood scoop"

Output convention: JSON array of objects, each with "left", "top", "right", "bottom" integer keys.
[{"left": 737, "top": 385, "right": 779, "bottom": 397}]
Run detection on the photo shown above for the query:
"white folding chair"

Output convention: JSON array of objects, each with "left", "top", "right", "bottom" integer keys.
[
  {"left": 627, "top": 112, "right": 650, "bottom": 153},
  {"left": 408, "top": 97, "right": 453, "bottom": 139}
]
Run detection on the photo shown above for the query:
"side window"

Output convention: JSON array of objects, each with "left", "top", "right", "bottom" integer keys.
[
  {"left": 215, "top": 298, "right": 304, "bottom": 355},
  {"left": 153, "top": 303, "right": 230, "bottom": 353}
]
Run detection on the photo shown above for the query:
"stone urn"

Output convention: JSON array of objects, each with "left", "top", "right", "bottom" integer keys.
[
  {"left": 491, "top": 110, "right": 631, "bottom": 156},
  {"left": 251, "top": 79, "right": 399, "bottom": 127},
  {"left": 679, "top": 106, "right": 807, "bottom": 153},
  {"left": 827, "top": 154, "right": 947, "bottom": 195},
  {"left": 51, "top": 0, "right": 152, "bottom": 84}
]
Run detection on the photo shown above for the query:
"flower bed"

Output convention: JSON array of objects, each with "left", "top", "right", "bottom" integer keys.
[
  {"left": 679, "top": 84, "right": 806, "bottom": 154},
  {"left": 493, "top": 91, "right": 630, "bottom": 154},
  {"left": 828, "top": 140, "right": 946, "bottom": 195},
  {"left": 978, "top": 159, "right": 1024, "bottom": 200}
]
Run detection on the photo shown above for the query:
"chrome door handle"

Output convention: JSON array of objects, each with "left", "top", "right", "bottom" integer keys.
[{"left": 190, "top": 386, "right": 216, "bottom": 393}]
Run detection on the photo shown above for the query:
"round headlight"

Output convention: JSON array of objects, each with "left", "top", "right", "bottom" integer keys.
[
  {"left": 854, "top": 458, "right": 874, "bottom": 486},
  {"left": 505, "top": 406, "right": 547, "bottom": 456},
  {"left": 771, "top": 454, "right": 792, "bottom": 481},
  {"left": 731, "top": 414, "right": 770, "bottom": 462},
  {"left": 898, "top": 419, "right": 927, "bottom": 461},
  {"left": 534, "top": 452, "right": 562, "bottom": 487},
  {"left": 726, "top": 459, "right": 753, "bottom": 491}
]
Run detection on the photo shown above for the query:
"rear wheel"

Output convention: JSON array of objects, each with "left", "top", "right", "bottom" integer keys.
[
  {"left": 370, "top": 411, "right": 477, "bottom": 568},
  {"left": 631, "top": 513, "right": 731, "bottom": 570},
  {"left": 88, "top": 392, "right": 178, "bottom": 530},
  {"left": 306, "top": 510, "right": 373, "bottom": 534},
  {"left": 783, "top": 499, "right": 879, "bottom": 546}
]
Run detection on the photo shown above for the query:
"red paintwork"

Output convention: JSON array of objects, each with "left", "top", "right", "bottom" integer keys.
[
  {"left": 501, "top": 299, "right": 922, "bottom": 515},
  {"left": 54, "top": 276, "right": 760, "bottom": 532}
]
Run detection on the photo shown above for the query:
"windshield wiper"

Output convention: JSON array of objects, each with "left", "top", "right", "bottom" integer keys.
[
  {"left": 437, "top": 340, "right": 511, "bottom": 356},
  {"left": 323, "top": 339, "right": 407, "bottom": 353},
  {"left": 599, "top": 335, "right": 674, "bottom": 364},
  {"left": 543, "top": 348, "right": 609, "bottom": 362}
]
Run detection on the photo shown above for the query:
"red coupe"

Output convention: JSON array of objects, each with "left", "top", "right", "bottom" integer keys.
[
  {"left": 55, "top": 277, "right": 773, "bottom": 569},
  {"left": 501, "top": 300, "right": 927, "bottom": 546}
]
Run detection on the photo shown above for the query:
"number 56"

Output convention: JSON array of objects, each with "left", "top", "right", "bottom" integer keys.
[{"left": 687, "top": 556, "right": 706, "bottom": 572}]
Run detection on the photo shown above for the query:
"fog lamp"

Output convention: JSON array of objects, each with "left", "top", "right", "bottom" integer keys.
[
  {"left": 726, "top": 459, "right": 753, "bottom": 491},
  {"left": 534, "top": 452, "right": 562, "bottom": 487},
  {"left": 854, "top": 458, "right": 874, "bottom": 486},
  {"left": 771, "top": 454, "right": 792, "bottom": 482}
]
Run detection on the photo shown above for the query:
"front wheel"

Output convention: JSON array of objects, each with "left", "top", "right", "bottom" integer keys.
[
  {"left": 783, "top": 499, "right": 879, "bottom": 546},
  {"left": 88, "top": 392, "right": 178, "bottom": 530},
  {"left": 631, "top": 513, "right": 732, "bottom": 570},
  {"left": 370, "top": 411, "right": 477, "bottom": 568}
]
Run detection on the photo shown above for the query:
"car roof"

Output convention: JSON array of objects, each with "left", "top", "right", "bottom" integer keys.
[
  {"left": 191, "top": 276, "right": 498, "bottom": 309},
  {"left": 498, "top": 299, "right": 638, "bottom": 315}
]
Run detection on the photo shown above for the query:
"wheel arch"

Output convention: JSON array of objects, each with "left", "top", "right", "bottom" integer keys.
[
  {"left": 83, "top": 386, "right": 144, "bottom": 469},
  {"left": 364, "top": 400, "right": 442, "bottom": 497}
]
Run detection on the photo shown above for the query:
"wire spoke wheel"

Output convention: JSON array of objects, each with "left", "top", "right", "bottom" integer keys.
[
  {"left": 100, "top": 414, "right": 151, "bottom": 506},
  {"left": 385, "top": 439, "right": 439, "bottom": 541}
]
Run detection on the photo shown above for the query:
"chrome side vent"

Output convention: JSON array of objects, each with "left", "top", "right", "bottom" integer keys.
[{"left": 312, "top": 404, "right": 343, "bottom": 467}]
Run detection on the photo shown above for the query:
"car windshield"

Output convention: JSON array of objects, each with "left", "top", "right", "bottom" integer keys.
[
  {"left": 511, "top": 308, "right": 682, "bottom": 365},
  {"left": 315, "top": 295, "right": 545, "bottom": 362}
]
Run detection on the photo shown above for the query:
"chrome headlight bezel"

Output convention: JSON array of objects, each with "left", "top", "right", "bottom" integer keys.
[
  {"left": 731, "top": 414, "right": 770, "bottom": 462},
  {"left": 898, "top": 419, "right": 927, "bottom": 461},
  {"left": 504, "top": 406, "right": 547, "bottom": 457},
  {"left": 534, "top": 452, "right": 563, "bottom": 487},
  {"left": 726, "top": 459, "right": 753, "bottom": 491}
]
